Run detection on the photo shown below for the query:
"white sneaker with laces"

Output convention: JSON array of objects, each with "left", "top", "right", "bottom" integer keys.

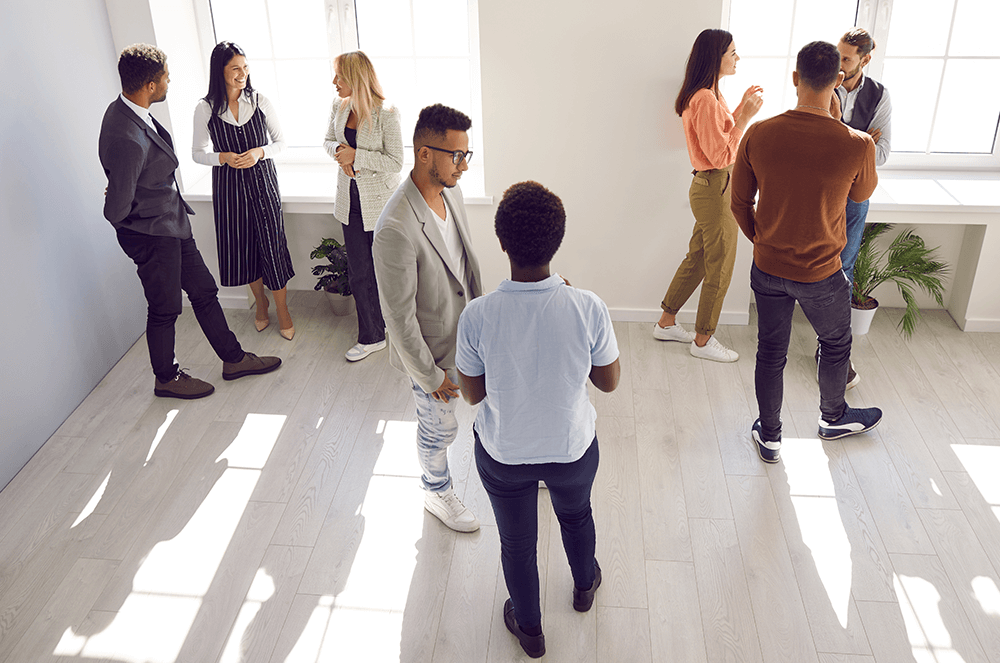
[
  {"left": 652, "top": 323, "right": 696, "bottom": 343},
  {"left": 690, "top": 336, "right": 739, "bottom": 363},
  {"left": 424, "top": 488, "right": 480, "bottom": 532},
  {"left": 345, "top": 340, "right": 387, "bottom": 362}
]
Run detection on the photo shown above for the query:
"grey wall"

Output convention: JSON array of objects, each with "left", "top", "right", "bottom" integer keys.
[{"left": 0, "top": 0, "right": 147, "bottom": 488}]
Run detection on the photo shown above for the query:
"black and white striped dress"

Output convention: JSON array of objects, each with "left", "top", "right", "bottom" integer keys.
[{"left": 208, "top": 94, "right": 294, "bottom": 289}]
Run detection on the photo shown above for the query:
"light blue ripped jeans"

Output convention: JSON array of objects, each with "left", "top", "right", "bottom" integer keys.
[{"left": 411, "top": 368, "right": 459, "bottom": 492}]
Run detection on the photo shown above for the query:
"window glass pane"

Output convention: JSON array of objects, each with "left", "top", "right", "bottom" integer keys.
[
  {"left": 273, "top": 59, "right": 334, "bottom": 147},
  {"left": 884, "top": 0, "right": 955, "bottom": 56},
  {"left": 248, "top": 60, "right": 279, "bottom": 104},
  {"left": 414, "top": 59, "right": 473, "bottom": 145},
  {"left": 930, "top": 59, "right": 1000, "bottom": 153},
  {"left": 371, "top": 58, "right": 418, "bottom": 143},
  {"left": 790, "top": 0, "right": 858, "bottom": 50},
  {"left": 211, "top": 0, "right": 274, "bottom": 58},
  {"left": 948, "top": 0, "right": 1000, "bottom": 56},
  {"left": 267, "top": 0, "right": 329, "bottom": 59},
  {"left": 356, "top": 0, "right": 414, "bottom": 57},
  {"left": 413, "top": 0, "right": 469, "bottom": 56},
  {"left": 730, "top": 0, "right": 794, "bottom": 56},
  {"left": 880, "top": 58, "right": 944, "bottom": 152},
  {"left": 721, "top": 57, "right": 794, "bottom": 123}
]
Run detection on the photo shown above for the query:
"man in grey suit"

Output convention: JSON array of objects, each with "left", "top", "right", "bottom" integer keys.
[
  {"left": 99, "top": 44, "right": 279, "bottom": 399},
  {"left": 373, "top": 104, "right": 482, "bottom": 532}
]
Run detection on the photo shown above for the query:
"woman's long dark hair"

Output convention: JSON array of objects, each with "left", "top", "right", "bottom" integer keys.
[
  {"left": 674, "top": 29, "right": 733, "bottom": 117},
  {"left": 204, "top": 41, "right": 254, "bottom": 116}
]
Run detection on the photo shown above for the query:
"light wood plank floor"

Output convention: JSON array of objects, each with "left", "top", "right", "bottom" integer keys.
[{"left": 2, "top": 291, "right": 1000, "bottom": 663}]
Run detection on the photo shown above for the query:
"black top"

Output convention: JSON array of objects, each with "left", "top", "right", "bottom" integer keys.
[{"left": 345, "top": 126, "right": 358, "bottom": 149}]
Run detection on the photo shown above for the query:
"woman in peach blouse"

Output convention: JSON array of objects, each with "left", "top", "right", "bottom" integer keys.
[{"left": 653, "top": 29, "right": 763, "bottom": 362}]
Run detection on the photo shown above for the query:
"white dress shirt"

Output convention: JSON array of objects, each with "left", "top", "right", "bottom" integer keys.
[{"left": 191, "top": 91, "right": 286, "bottom": 166}]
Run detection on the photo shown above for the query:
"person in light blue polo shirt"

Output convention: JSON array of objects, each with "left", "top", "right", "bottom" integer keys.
[{"left": 456, "top": 181, "right": 620, "bottom": 659}]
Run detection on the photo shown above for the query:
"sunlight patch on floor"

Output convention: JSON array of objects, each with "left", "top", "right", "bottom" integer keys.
[
  {"left": 895, "top": 573, "right": 969, "bottom": 663},
  {"left": 53, "top": 413, "right": 285, "bottom": 663},
  {"left": 782, "top": 438, "right": 852, "bottom": 628}
]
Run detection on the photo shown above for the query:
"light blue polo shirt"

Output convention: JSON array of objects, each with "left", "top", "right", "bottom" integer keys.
[{"left": 456, "top": 274, "right": 619, "bottom": 464}]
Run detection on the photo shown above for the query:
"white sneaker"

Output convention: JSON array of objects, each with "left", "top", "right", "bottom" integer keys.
[
  {"left": 424, "top": 488, "right": 480, "bottom": 532},
  {"left": 345, "top": 340, "right": 386, "bottom": 362},
  {"left": 652, "top": 323, "right": 695, "bottom": 343},
  {"left": 690, "top": 336, "right": 739, "bottom": 363}
]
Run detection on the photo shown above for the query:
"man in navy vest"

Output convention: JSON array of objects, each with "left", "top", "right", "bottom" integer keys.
[{"left": 828, "top": 28, "right": 891, "bottom": 389}]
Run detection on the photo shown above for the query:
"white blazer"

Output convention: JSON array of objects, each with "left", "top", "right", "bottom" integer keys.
[{"left": 323, "top": 98, "right": 404, "bottom": 231}]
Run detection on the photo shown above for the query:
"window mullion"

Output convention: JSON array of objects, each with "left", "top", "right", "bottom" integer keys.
[{"left": 924, "top": 0, "right": 961, "bottom": 154}]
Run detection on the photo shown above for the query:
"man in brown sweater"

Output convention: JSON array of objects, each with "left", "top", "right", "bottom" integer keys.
[{"left": 731, "top": 40, "right": 882, "bottom": 464}]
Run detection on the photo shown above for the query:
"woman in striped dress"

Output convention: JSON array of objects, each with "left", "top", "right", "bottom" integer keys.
[
  {"left": 324, "top": 51, "right": 403, "bottom": 361},
  {"left": 193, "top": 41, "right": 296, "bottom": 340}
]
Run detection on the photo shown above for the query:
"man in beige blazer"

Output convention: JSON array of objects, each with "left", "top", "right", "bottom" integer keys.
[{"left": 373, "top": 104, "right": 483, "bottom": 532}]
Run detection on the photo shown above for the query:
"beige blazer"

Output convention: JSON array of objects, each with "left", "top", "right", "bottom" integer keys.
[
  {"left": 323, "top": 98, "right": 404, "bottom": 231},
  {"left": 372, "top": 176, "right": 483, "bottom": 393}
]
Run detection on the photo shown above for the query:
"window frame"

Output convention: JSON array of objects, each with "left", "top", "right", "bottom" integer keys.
[{"left": 722, "top": 0, "right": 1000, "bottom": 172}]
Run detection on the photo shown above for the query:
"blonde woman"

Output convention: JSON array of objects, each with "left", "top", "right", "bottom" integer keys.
[{"left": 323, "top": 51, "right": 404, "bottom": 361}]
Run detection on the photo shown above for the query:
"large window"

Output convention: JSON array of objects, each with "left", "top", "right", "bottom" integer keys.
[
  {"left": 724, "top": 0, "right": 1000, "bottom": 169},
  {"left": 209, "top": 0, "right": 483, "bottom": 162}
]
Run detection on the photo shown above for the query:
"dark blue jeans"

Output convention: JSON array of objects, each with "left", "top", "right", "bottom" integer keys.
[
  {"left": 343, "top": 181, "right": 386, "bottom": 345},
  {"left": 750, "top": 263, "right": 850, "bottom": 440},
  {"left": 840, "top": 197, "right": 869, "bottom": 286},
  {"left": 475, "top": 432, "right": 599, "bottom": 631},
  {"left": 117, "top": 228, "right": 243, "bottom": 382}
]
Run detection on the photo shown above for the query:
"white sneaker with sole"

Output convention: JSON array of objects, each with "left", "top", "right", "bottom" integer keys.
[
  {"left": 652, "top": 323, "right": 695, "bottom": 343},
  {"left": 345, "top": 340, "right": 387, "bottom": 362},
  {"left": 424, "top": 488, "right": 480, "bottom": 532},
  {"left": 690, "top": 336, "right": 739, "bottom": 363}
]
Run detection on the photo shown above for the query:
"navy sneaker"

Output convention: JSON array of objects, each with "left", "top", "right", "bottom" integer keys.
[
  {"left": 752, "top": 419, "right": 781, "bottom": 464},
  {"left": 818, "top": 407, "right": 883, "bottom": 440}
]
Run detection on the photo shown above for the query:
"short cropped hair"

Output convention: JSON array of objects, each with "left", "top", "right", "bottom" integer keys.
[
  {"left": 494, "top": 181, "right": 566, "bottom": 268},
  {"left": 118, "top": 43, "right": 167, "bottom": 94},
  {"left": 841, "top": 28, "right": 876, "bottom": 58},
  {"left": 796, "top": 41, "right": 841, "bottom": 91},
  {"left": 413, "top": 104, "right": 472, "bottom": 148}
]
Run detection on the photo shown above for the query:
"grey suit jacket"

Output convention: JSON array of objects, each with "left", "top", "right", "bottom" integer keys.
[
  {"left": 99, "top": 97, "right": 194, "bottom": 238},
  {"left": 372, "top": 175, "right": 483, "bottom": 393}
]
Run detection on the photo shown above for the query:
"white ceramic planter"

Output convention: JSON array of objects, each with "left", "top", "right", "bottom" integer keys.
[
  {"left": 851, "top": 301, "right": 878, "bottom": 336},
  {"left": 324, "top": 291, "right": 356, "bottom": 316}
]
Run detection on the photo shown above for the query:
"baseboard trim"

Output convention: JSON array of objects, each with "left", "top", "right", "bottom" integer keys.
[
  {"left": 959, "top": 317, "right": 1000, "bottom": 332},
  {"left": 609, "top": 308, "right": 750, "bottom": 326}
]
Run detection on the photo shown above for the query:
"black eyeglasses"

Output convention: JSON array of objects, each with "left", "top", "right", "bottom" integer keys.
[{"left": 424, "top": 145, "right": 473, "bottom": 165}]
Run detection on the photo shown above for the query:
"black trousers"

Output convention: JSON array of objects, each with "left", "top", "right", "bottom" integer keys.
[
  {"left": 343, "top": 180, "right": 386, "bottom": 345},
  {"left": 117, "top": 228, "right": 244, "bottom": 382}
]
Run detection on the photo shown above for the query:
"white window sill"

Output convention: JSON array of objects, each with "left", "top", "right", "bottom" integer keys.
[
  {"left": 182, "top": 162, "right": 493, "bottom": 211},
  {"left": 870, "top": 170, "right": 1000, "bottom": 214}
]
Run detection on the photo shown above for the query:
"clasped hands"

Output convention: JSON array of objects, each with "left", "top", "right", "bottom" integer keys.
[
  {"left": 221, "top": 147, "right": 264, "bottom": 169},
  {"left": 334, "top": 144, "right": 356, "bottom": 177}
]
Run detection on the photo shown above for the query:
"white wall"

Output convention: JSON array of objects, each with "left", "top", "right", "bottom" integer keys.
[
  {"left": 470, "top": 0, "right": 750, "bottom": 323},
  {"left": 0, "top": 0, "right": 147, "bottom": 488}
]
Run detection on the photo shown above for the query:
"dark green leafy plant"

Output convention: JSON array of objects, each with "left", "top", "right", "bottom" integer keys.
[
  {"left": 851, "top": 223, "right": 949, "bottom": 338},
  {"left": 310, "top": 238, "right": 351, "bottom": 296}
]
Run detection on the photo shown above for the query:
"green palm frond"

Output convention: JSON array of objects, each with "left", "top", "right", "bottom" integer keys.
[{"left": 851, "top": 223, "right": 949, "bottom": 338}]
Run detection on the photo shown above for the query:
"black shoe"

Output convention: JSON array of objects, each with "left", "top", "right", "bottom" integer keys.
[
  {"left": 503, "top": 599, "right": 545, "bottom": 658},
  {"left": 153, "top": 369, "right": 214, "bottom": 399},
  {"left": 818, "top": 406, "right": 882, "bottom": 440},
  {"left": 222, "top": 352, "right": 281, "bottom": 380},
  {"left": 752, "top": 419, "right": 781, "bottom": 464},
  {"left": 573, "top": 559, "right": 602, "bottom": 612}
]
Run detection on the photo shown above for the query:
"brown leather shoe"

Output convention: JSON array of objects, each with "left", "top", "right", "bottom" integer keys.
[
  {"left": 222, "top": 352, "right": 281, "bottom": 380},
  {"left": 503, "top": 599, "right": 545, "bottom": 658},
  {"left": 154, "top": 370, "right": 215, "bottom": 399}
]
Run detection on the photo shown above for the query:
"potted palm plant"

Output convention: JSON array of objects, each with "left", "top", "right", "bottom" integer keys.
[
  {"left": 850, "top": 223, "right": 949, "bottom": 337},
  {"left": 310, "top": 237, "right": 355, "bottom": 316}
]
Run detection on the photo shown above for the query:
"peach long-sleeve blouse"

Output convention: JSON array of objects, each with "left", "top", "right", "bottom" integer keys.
[{"left": 682, "top": 88, "right": 744, "bottom": 171}]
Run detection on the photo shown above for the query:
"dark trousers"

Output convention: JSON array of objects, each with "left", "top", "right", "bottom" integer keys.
[
  {"left": 750, "top": 263, "right": 850, "bottom": 440},
  {"left": 343, "top": 181, "right": 385, "bottom": 345},
  {"left": 117, "top": 228, "right": 243, "bottom": 382},
  {"left": 475, "top": 432, "right": 599, "bottom": 630}
]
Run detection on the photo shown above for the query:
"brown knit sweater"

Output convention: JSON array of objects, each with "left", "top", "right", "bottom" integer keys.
[{"left": 731, "top": 110, "right": 878, "bottom": 283}]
